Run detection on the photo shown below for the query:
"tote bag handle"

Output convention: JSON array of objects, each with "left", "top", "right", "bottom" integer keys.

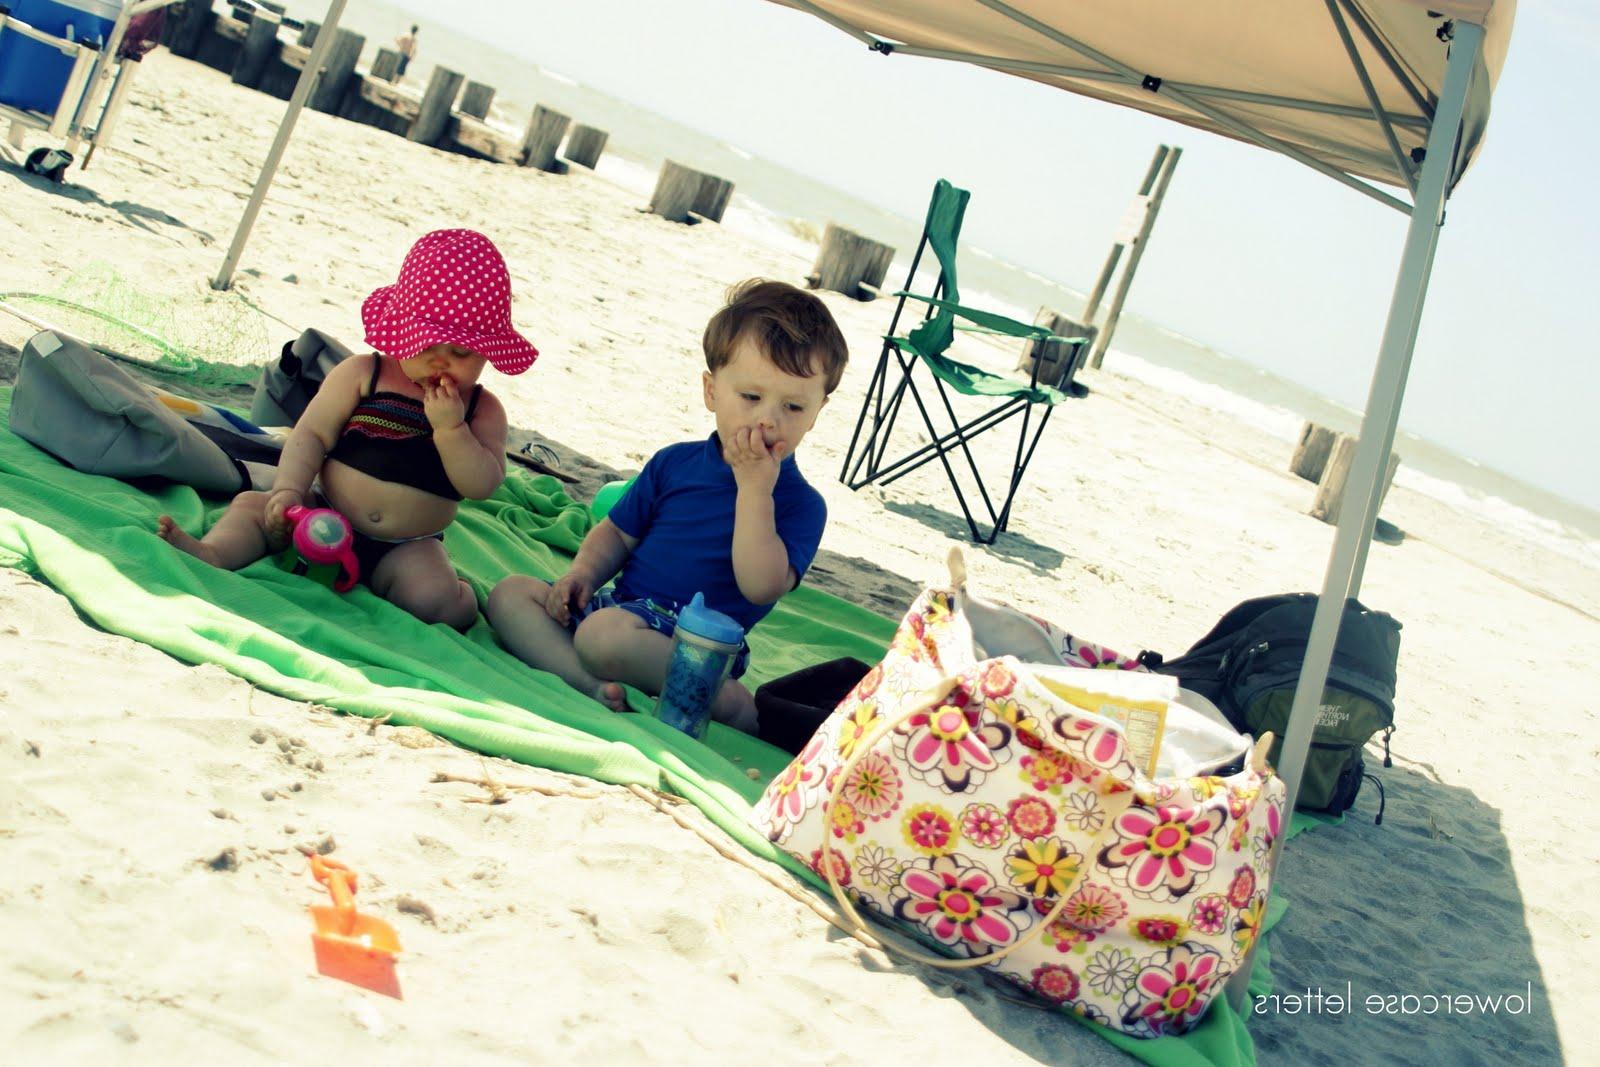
[{"left": 819, "top": 674, "right": 1136, "bottom": 970}]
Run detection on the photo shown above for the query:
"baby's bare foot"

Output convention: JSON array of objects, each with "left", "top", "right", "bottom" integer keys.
[
  {"left": 156, "top": 515, "right": 221, "bottom": 567},
  {"left": 593, "top": 681, "right": 627, "bottom": 713}
]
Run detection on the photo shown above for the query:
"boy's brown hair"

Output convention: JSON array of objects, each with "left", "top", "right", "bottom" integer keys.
[{"left": 703, "top": 279, "right": 849, "bottom": 394}]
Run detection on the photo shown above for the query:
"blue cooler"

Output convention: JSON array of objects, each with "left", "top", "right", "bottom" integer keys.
[{"left": 0, "top": 0, "right": 121, "bottom": 114}]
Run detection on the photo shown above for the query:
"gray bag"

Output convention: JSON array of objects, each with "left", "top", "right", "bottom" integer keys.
[
  {"left": 249, "top": 328, "right": 353, "bottom": 427},
  {"left": 9, "top": 331, "right": 249, "bottom": 494}
]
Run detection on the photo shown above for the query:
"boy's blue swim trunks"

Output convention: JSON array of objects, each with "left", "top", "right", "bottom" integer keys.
[{"left": 569, "top": 591, "right": 751, "bottom": 679}]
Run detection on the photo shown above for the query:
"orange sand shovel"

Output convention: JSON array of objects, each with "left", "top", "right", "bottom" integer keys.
[{"left": 307, "top": 854, "right": 403, "bottom": 999}]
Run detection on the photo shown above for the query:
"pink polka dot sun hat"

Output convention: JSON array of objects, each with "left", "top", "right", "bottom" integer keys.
[{"left": 361, "top": 229, "right": 538, "bottom": 374}]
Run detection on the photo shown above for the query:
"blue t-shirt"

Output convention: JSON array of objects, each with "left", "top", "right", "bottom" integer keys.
[{"left": 606, "top": 433, "right": 827, "bottom": 631}]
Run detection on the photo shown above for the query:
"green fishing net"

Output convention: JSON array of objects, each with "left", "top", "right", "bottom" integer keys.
[{"left": 0, "top": 265, "right": 267, "bottom": 388}]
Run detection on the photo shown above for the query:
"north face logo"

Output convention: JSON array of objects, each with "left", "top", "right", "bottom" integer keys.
[{"left": 1316, "top": 702, "right": 1351, "bottom": 728}]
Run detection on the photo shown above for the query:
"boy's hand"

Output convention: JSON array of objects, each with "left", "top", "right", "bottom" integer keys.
[
  {"left": 546, "top": 569, "right": 596, "bottom": 627},
  {"left": 264, "top": 487, "right": 305, "bottom": 547},
  {"left": 422, "top": 374, "right": 467, "bottom": 432},
  {"left": 723, "top": 426, "right": 787, "bottom": 496}
]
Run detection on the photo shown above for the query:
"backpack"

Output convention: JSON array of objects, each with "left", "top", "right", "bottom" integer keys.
[
  {"left": 249, "top": 329, "right": 353, "bottom": 428},
  {"left": 1138, "top": 594, "right": 1400, "bottom": 821}
]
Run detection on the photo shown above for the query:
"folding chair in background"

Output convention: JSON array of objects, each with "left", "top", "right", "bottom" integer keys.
[{"left": 839, "top": 179, "right": 1089, "bottom": 544}]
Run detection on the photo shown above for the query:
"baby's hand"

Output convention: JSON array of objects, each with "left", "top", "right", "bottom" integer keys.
[
  {"left": 723, "top": 426, "right": 786, "bottom": 495},
  {"left": 546, "top": 570, "right": 595, "bottom": 627},
  {"left": 264, "top": 487, "right": 304, "bottom": 547},
  {"left": 422, "top": 374, "right": 467, "bottom": 432}
]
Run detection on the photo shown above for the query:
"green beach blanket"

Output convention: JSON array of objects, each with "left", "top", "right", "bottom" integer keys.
[{"left": 0, "top": 385, "right": 1285, "bottom": 1066}]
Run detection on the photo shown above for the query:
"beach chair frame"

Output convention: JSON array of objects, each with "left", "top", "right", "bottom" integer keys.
[
  {"left": 838, "top": 179, "right": 1088, "bottom": 544},
  {"left": 0, "top": 0, "right": 183, "bottom": 176}
]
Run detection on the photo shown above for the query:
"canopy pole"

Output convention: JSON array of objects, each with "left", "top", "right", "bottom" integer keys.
[
  {"left": 973, "top": 0, "right": 1412, "bottom": 214},
  {"left": 1324, "top": 0, "right": 1416, "bottom": 195},
  {"left": 213, "top": 0, "right": 349, "bottom": 291},
  {"left": 1224, "top": 19, "right": 1484, "bottom": 1011}
]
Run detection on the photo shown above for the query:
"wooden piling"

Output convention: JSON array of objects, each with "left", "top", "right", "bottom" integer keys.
[
  {"left": 166, "top": 0, "right": 216, "bottom": 58},
  {"left": 1016, "top": 308, "right": 1097, "bottom": 389},
  {"left": 298, "top": 19, "right": 319, "bottom": 47},
  {"left": 370, "top": 46, "right": 402, "bottom": 83},
  {"left": 1309, "top": 435, "right": 1402, "bottom": 525},
  {"left": 563, "top": 124, "right": 609, "bottom": 169},
  {"left": 694, "top": 172, "right": 734, "bottom": 223},
  {"left": 309, "top": 28, "right": 364, "bottom": 113},
  {"left": 410, "top": 67, "right": 465, "bottom": 146},
  {"left": 189, "top": 7, "right": 243, "bottom": 72},
  {"left": 460, "top": 81, "right": 495, "bottom": 120},
  {"left": 1290, "top": 422, "right": 1342, "bottom": 482},
  {"left": 1088, "top": 145, "right": 1182, "bottom": 370},
  {"left": 805, "top": 224, "right": 895, "bottom": 301},
  {"left": 521, "top": 105, "right": 571, "bottom": 172},
  {"left": 649, "top": 160, "right": 734, "bottom": 224},
  {"left": 230, "top": 10, "right": 280, "bottom": 89},
  {"left": 340, "top": 73, "right": 416, "bottom": 136}
]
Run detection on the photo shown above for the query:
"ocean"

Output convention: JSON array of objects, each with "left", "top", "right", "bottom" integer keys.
[{"left": 279, "top": 0, "right": 1599, "bottom": 570}]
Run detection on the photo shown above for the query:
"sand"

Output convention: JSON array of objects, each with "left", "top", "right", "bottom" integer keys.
[{"left": 1, "top": 50, "right": 1593, "bottom": 1065}]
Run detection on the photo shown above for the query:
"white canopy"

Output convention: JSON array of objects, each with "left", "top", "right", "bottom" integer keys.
[{"left": 772, "top": 0, "right": 1515, "bottom": 210}]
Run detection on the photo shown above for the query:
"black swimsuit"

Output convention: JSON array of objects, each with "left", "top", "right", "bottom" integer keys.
[{"left": 326, "top": 357, "right": 481, "bottom": 500}]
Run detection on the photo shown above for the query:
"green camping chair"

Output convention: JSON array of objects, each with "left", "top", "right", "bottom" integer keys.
[{"left": 839, "top": 179, "right": 1089, "bottom": 543}]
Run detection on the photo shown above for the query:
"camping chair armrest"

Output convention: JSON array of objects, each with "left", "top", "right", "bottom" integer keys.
[
  {"left": 892, "top": 293, "right": 1049, "bottom": 339},
  {"left": 953, "top": 323, "right": 1092, "bottom": 345}
]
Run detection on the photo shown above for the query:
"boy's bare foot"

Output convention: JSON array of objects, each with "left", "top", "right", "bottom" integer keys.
[
  {"left": 593, "top": 681, "right": 628, "bottom": 713},
  {"left": 156, "top": 515, "right": 222, "bottom": 567}
]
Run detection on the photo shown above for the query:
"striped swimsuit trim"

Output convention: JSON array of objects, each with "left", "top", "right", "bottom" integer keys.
[{"left": 342, "top": 395, "right": 430, "bottom": 440}]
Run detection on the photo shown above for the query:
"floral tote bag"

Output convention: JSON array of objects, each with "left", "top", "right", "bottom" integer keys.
[{"left": 751, "top": 551, "right": 1285, "bottom": 1037}]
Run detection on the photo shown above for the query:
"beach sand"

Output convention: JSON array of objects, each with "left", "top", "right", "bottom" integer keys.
[{"left": 1, "top": 51, "right": 1593, "bottom": 1064}]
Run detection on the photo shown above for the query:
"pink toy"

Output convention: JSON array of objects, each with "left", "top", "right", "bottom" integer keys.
[{"left": 284, "top": 505, "right": 360, "bottom": 592}]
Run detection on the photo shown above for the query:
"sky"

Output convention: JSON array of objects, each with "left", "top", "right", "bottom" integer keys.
[{"left": 392, "top": 0, "right": 1596, "bottom": 512}]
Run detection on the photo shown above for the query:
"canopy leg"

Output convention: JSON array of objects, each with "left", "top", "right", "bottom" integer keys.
[
  {"left": 213, "top": 0, "right": 350, "bottom": 291},
  {"left": 1224, "top": 19, "right": 1485, "bottom": 1011}
]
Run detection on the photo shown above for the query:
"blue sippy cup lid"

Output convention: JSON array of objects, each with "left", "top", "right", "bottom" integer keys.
[{"left": 676, "top": 592, "right": 744, "bottom": 644}]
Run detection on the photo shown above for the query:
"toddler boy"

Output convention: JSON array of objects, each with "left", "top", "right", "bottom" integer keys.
[{"left": 488, "top": 279, "right": 848, "bottom": 732}]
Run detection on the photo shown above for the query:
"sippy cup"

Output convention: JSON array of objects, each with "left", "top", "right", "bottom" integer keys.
[
  {"left": 655, "top": 593, "right": 744, "bottom": 740},
  {"left": 283, "top": 504, "right": 360, "bottom": 592}
]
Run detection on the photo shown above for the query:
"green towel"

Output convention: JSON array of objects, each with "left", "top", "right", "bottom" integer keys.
[{"left": 0, "top": 385, "right": 1281, "bottom": 1066}]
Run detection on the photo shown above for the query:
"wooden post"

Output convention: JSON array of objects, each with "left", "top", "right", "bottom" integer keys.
[
  {"left": 409, "top": 67, "right": 465, "bottom": 146},
  {"left": 805, "top": 224, "right": 895, "bottom": 301},
  {"left": 1290, "top": 421, "right": 1342, "bottom": 482},
  {"left": 298, "top": 19, "right": 319, "bottom": 47},
  {"left": 649, "top": 160, "right": 734, "bottom": 224},
  {"left": 308, "top": 28, "right": 363, "bottom": 113},
  {"left": 231, "top": 10, "right": 280, "bottom": 89},
  {"left": 370, "top": 47, "right": 402, "bottom": 83},
  {"left": 1089, "top": 145, "right": 1182, "bottom": 370},
  {"left": 563, "top": 124, "right": 609, "bottom": 169},
  {"left": 520, "top": 105, "right": 570, "bottom": 172},
  {"left": 1082, "top": 146, "right": 1167, "bottom": 326},
  {"left": 1016, "top": 308, "right": 1097, "bottom": 389},
  {"left": 168, "top": 0, "right": 217, "bottom": 59},
  {"left": 460, "top": 81, "right": 495, "bottom": 120},
  {"left": 1310, "top": 435, "right": 1401, "bottom": 525},
  {"left": 694, "top": 173, "right": 734, "bottom": 223}
]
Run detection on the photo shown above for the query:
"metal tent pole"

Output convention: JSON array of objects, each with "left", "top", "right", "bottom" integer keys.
[
  {"left": 213, "top": 0, "right": 349, "bottom": 291},
  {"left": 1224, "top": 18, "right": 1485, "bottom": 1009}
]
